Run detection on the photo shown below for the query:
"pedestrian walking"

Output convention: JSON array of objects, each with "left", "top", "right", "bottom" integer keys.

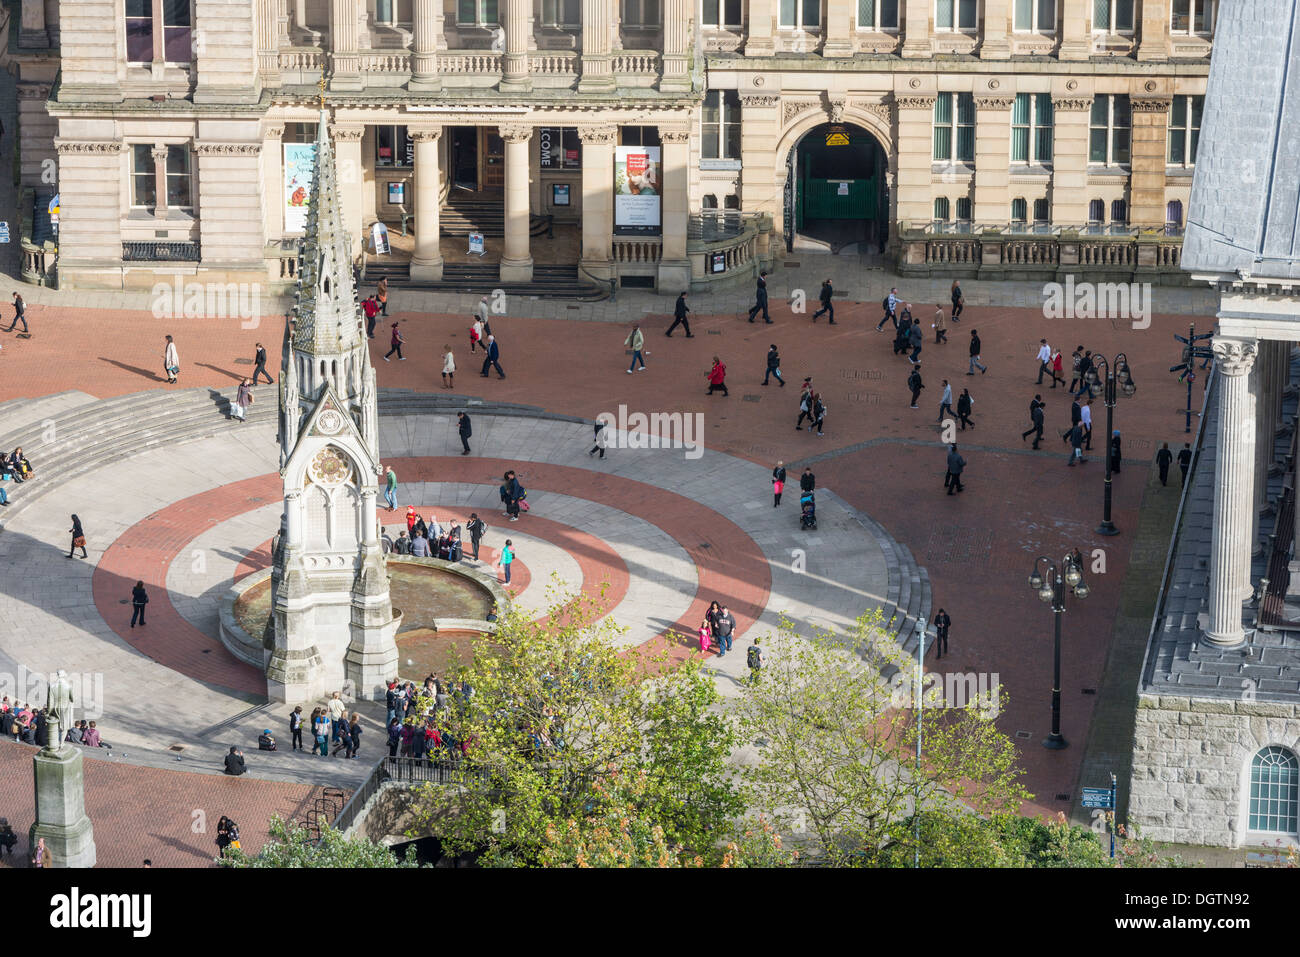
[
  {"left": 800, "top": 467, "right": 815, "bottom": 493},
  {"left": 376, "top": 277, "right": 389, "bottom": 316},
  {"left": 715, "top": 605, "right": 736, "bottom": 655},
  {"left": 1177, "top": 443, "right": 1192, "bottom": 485},
  {"left": 231, "top": 378, "right": 253, "bottom": 422},
  {"left": 1067, "top": 346, "right": 1084, "bottom": 392},
  {"left": 876, "top": 287, "right": 899, "bottom": 331},
  {"left": 956, "top": 388, "right": 974, "bottom": 430},
  {"left": 1156, "top": 442, "right": 1173, "bottom": 486},
  {"left": 763, "top": 344, "right": 785, "bottom": 386},
  {"left": 932, "top": 608, "right": 951, "bottom": 659},
  {"left": 950, "top": 280, "right": 963, "bottom": 321},
  {"left": 945, "top": 445, "right": 966, "bottom": 495},
  {"left": 130, "top": 580, "right": 148, "bottom": 627},
  {"left": 383, "top": 465, "right": 398, "bottom": 511},
  {"left": 1081, "top": 398, "right": 1093, "bottom": 450},
  {"left": 1035, "top": 339, "right": 1052, "bottom": 385},
  {"left": 811, "top": 393, "right": 827, "bottom": 436},
  {"left": 1066, "top": 424, "right": 1086, "bottom": 466},
  {"left": 746, "top": 271, "right": 772, "bottom": 323},
  {"left": 480, "top": 334, "right": 505, "bottom": 378},
  {"left": 812, "top": 279, "right": 836, "bottom": 323},
  {"left": 384, "top": 322, "right": 405, "bottom": 361},
  {"left": 252, "top": 342, "right": 274, "bottom": 385},
  {"left": 666, "top": 291, "right": 693, "bottom": 337},
  {"left": 967, "top": 330, "right": 987, "bottom": 375},
  {"left": 67, "top": 514, "right": 87, "bottom": 559},
  {"left": 698, "top": 617, "right": 712, "bottom": 654},
  {"left": 441, "top": 344, "right": 456, "bottom": 389},
  {"left": 163, "top": 335, "right": 180, "bottom": 383},
  {"left": 746, "top": 637, "right": 764, "bottom": 684},
  {"left": 469, "top": 316, "right": 485, "bottom": 353},
  {"left": 907, "top": 364, "right": 924, "bottom": 409},
  {"left": 625, "top": 324, "right": 647, "bottom": 372},
  {"left": 457, "top": 411, "right": 473, "bottom": 455},
  {"left": 796, "top": 388, "right": 813, "bottom": 430},
  {"left": 1051, "top": 349, "right": 1065, "bottom": 388},
  {"left": 772, "top": 461, "right": 786, "bottom": 506},
  {"left": 476, "top": 294, "right": 491, "bottom": 328},
  {"left": 500, "top": 539, "right": 514, "bottom": 584},
  {"left": 467, "top": 513, "right": 486, "bottom": 560},
  {"left": 289, "top": 706, "right": 304, "bottom": 751},
  {"left": 589, "top": 418, "right": 607, "bottom": 459},
  {"left": 1021, "top": 394, "right": 1045, "bottom": 448},
  {"left": 706, "top": 356, "right": 729, "bottom": 396},
  {"left": 363, "top": 295, "right": 380, "bottom": 338},
  {"left": 893, "top": 309, "right": 912, "bottom": 356},
  {"left": 907, "top": 317, "right": 923, "bottom": 364},
  {"left": 1074, "top": 351, "right": 1094, "bottom": 398},
  {"left": 933, "top": 304, "right": 947, "bottom": 344},
  {"left": 5, "top": 292, "right": 27, "bottom": 334},
  {"left": 1110, "top": 430, "right": 1122, "bottom": 473},
  {"left": 348, "top": 713, "right": 362, "bottom": 758},
  {"left": 938, "top": 379, "right": 954, "bottom": 422}
]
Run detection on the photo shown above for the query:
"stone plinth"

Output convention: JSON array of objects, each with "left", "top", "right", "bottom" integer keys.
[{"left": 31, "top": 746, "right": 97, "bottom": 868}]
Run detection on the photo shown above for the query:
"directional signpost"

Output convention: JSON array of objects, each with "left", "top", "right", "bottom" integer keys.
[
  {"left": 1170, "top": 323, "right": 1214, "bottom": 433},
  {"left": 1081, "top": 774, "right": 1119, "bottom": 858}
]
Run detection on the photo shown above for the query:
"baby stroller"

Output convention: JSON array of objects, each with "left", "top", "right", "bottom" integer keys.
[{"left": 799, "top": 492, "right": 817, "bottom": 530}]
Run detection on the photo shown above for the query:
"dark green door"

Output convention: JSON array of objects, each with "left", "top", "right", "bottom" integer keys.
[{"left": 798, "top": 126, "right": 878, "bottom": 223}]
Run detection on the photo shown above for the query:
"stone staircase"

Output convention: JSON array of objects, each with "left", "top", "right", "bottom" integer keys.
[
  {"left": 439, "top": 194, "right": 554, "bottom": 240},
  {"left": 367, "top": 261, "right": 608, "bottom": 300}
]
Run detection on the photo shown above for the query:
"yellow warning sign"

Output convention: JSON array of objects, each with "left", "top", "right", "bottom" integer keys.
[{"left": 825, "top": 132, "right": 850, "bottom": 146}]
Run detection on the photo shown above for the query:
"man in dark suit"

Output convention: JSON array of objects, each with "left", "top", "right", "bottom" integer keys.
[
  {"left": 812, "top": 278, "right": 835, "bottom": 323},
  {"left": 932, "top": 609, "right": 951, "bottom": 659},
  {"left": 747, "top": 271, "right": 771, "bottom": 323},
  {"left": 666, "top": 291, "right": 692, "bottom": 337},
  {"left": 457, "top": 411, "right": 473, "bottom": 455},
  {"left": 1021, "top": 395, "right": 1045, "bottom": 448}
]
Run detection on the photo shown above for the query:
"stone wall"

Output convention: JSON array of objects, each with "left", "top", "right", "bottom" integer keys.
[{"left": 1130, "top": 693, "right": 1300, "bottom": 847}]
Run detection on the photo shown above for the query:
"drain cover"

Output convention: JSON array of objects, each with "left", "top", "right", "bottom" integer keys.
[
  {"left": 707, "top": 330, "right": 722, "bottom": 335},
  {"left": 743, "top": 395, "right": 762, "bottom": 402},
  {"left": 1082, "top": 688, "right": 1097, "bottom": 695},
  {"left": 233, "top": 358, "right": 254, "bottom": 365},
  {"left": 1015, "top": 730, "right": 1032, "bottom": 739},
  {"left": 1055, "top": 793, "right": 1071, "bottom": 801},
  {"left": 169, "top": 744, "right": 185, "bottom": 752}
]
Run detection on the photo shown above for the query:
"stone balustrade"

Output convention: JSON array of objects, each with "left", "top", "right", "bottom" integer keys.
[{"left": 611, "top": 238, "right": 662, "bottom": 264}]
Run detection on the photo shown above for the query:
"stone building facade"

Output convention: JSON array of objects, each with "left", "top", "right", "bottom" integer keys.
[{"left": 4, "top": 1, "right": 1213, "bottom": 290}]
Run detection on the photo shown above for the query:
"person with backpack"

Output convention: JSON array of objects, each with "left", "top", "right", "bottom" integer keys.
[
  {"left": 812, "top": 278, "right": 835, "bottom": 323},
  {"left": 467, "top": 513, "right": 486, "bottom": 560},
  {"left": 907, "top": 365, "right": 924, "bottom": 409},
  {"left": 746, "top": 638, "right": 764, "bottom": 684},
  {"left": 876, "top": 287, "right": 899, "bottom": 332}
]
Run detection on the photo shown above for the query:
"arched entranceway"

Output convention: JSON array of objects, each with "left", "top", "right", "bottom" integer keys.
[{"left": 784, "top": 123, "right": 889, "bottom": 255}]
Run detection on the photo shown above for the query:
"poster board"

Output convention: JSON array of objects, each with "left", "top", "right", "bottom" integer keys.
[
  {"left": 614, "top": 146, "right": 662, "bottom": 230},
  {"left": 284, "top": 143, "right": 317, "bottom": 233}
]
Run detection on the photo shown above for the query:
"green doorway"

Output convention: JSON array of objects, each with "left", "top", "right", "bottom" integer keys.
[{"left": 786, "top": 123, "right": 888, "bottom": 254}]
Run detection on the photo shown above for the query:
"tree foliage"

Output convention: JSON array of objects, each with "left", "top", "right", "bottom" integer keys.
[{"left": 218, "top": 815, "right": 419, "bottom": 868}]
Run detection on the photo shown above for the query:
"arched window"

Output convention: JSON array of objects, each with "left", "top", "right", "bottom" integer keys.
[
  {"left": 1088, "top": 198, "right": 1105, "bottom": 223},
  {"left": 1166, "top": 200, "right": 1183, "bottom": 227},
  {"left": 702, "top": 194, "right": 718, "bottom": 209},
  {"left": 1033, "top": 197, "right": 1050, "bottom": 222},
  {"left": 933, "top": 197, "right": 950, "bottom": 220},
  {"left": 1111, "top": 199, "right": 1128, "bottom": 224},
  {"left": 1249, "top": 747, "right": 1299, "bottom": 833},
  {"left": 724, "top": 194, "right": 741, "bottom": 210},
  {"left": 955, "top": 196, "right": 972, "bottom": 221},
  {"left": 1011, "top": 198, "right": 1027, "bottom": 222}
]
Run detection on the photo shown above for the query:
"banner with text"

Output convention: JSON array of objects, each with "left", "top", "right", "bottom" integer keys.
[
  {"left": 614, "top": 146, "right": 661, "bottom": 230},
  {"left": 284, "top": 144, "right": 317, "bottom": 233}
]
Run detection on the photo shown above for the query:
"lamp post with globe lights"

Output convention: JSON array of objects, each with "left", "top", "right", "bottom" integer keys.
[
  {"left": 1028, "top": 550, "right": 1090, "bottom": 750},
  {"left": 1086, "top": 353, "right": 1136, "bottom": 536}
]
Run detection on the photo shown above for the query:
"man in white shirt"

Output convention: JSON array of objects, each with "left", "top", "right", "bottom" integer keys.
[
  {"left": 1080, "top": 399, "right": 1094, "bottom": 451},
  {"left": 1035, "top": 339, "right": 1052, "bottom": 385},
  {"left": 327, "top": 691, "right": 347, "bottom": 742}
]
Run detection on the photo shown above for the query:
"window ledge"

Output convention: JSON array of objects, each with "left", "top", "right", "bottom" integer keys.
[
  {"left": 1165, "top": 166, "right": 1195, "bottom": 177},
  {"left": 1087, "top": 166, "right": 1131, "bottom": 177},
  {"left": 700, "top": 158, "right": 742, "bottom": 171},
  {"left": 125, "top": 209, "right": 196, "bottom": 224},
  {"left": 931, "top": 163, "right": 976, "bottom": 174},
  {"left": 1011, "top": 164, "right": 1053, "bottom": 176}
]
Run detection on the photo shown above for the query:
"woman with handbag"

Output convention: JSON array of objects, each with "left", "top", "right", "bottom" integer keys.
[
  {"left": 163, "top": 335, "right": 179, "bottom": 384},
  {"left": 67, "top": 515, "right": 87, "bottom": 559},
  {"left": 442, "top": 344, "right": 456, "bottom": 389}
]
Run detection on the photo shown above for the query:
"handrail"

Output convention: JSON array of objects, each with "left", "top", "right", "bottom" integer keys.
[{"left": 1139, "top": 363, "right": 1218, "bottom": 691}]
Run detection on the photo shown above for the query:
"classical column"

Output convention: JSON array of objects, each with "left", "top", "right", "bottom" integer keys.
[
  {"left": 823, "top": 0, "right": 854, "bottom": 57},
  {"left": 901, "top": 0, "right": 933, "bottom": 58},
  {"left": 980, "top": 0, "right": 1010, "bottom": 58},
  {"left": 1058, "top": 0, "right": 1090, "bottom": 60},
  {"left": 1204, "top": 338, "right": 1258, "bottom": 647},
  {"left": 409, "top": 129, "right": 444, "bottom": 281},
  {"left": 257, "top": 0, "right": 282, "bottom": 87},
  {"left": 579, "top": 0, "right": 614, "bottom": 91},
  {"left": 579, "top": 126, "right": 617, "bottom": 281},
  {"left": 1050, "top": 95, "right": 1092, "bottom": 225},
  {"left": 661, "top": 0, "right": 691, "bottom": 91},
  {"left": 1136, "top": 0, "right": 1170, "bottom": 61},
  {"left": 410, "top": 0, "right": 443, "bottom": 92},
  {"left": 972, "top": 95, "right": 1015, "bottom": 224},
  {"left": 1129, "top": 97, "right": 1170, "bottom": 227},
  {"left": 746, "top": 0, "right": 775, "bottom": 55},
  {"left": 332, "top": 127, "right": 365, "bottom": 259},
  {"left": 894, "top": 94, "right": 937, "bottom": 226},
  {"left": 656, "top": 128, "right": 691, "bottom": 290},
  {"left": 262, "top": 125, "right": 286, "bottom": 243},
  {"left": 1251, "top": 344, "right": 1271, "bottom": 557},
  {"left": 501, "top": 0, "right": 533, "bottom": 93},
  {"left": 151, "top": 146, "right": 169, "bottom": 216},
  {"left": 330, "top": 0, "right": 362, "bottom": 90},
  {"left": 500, "top": 125, "right": 534, "bottom": 282}
]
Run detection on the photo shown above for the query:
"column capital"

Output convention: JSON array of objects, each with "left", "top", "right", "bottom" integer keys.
[
  {"left": 738, "top": 94, "right": 780, "bottom": 109},
  {"left": 894, "top": 95, "right": 937, "bottom": 110},
  {"left": 1130, "top": 97, "right": 1173, "bottom": 114},
  {"left": 579, "top": 125, "right": 619, "bottom": 145},
  {"left": 150, "top": 145, "right": 169, "bottom": 162},
  {"left": 972, "top": 95, "right": 1016, "bottom": 111},
  {"left": 263, "top": 125, "right": 286, "bottom": 140},
  {"left": 499, "top": 125, "right": 533, "bottom": 144},
  {"left": 1051, "top": 97, "right": 1093, "bottom": 112},
  {"left": 659, "top": 129, "right": 690, "bottom": 145},
  {"left": 194, "top": 142, "right": 264, "bottom": 157},
  {"left": 330, "top": 126, "right": 365, "bottom": 141},
  {"left": 409, "top": 128, "right": 442, "bottom": 142},
  {"left": 1212, "top": 338, "right": 1258, "bottom": 376},
  {"left": 54, "top": 140, "right": 124, "bottom": 155}
]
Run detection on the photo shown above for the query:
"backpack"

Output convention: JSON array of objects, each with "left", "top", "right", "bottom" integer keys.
[
  {"left": 747, "top": 646, "right": 761, "bottom": 668},
  {"left": 882, "top": 295, "right": 890, "bottom": 311}
]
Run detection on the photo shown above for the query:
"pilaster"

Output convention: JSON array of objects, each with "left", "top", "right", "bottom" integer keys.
[
  {"left": 979, "top": 0, "right": 1010, "bottom": 58},
  {"left": 895, "top": 94, "right": 937, "bottom": 225},
  {"left": 746, "top": 0, "right": 775, "bottom": 55},
  {"left": 579, "top": 126, "right": 617, "bottom": 280},
  {"left": 1050, "top": 95, "right": 1093, "bottom": 225},
  {"left": 1136, "top": 0, "right": 1171, "bottom": 61},
  {"left": 1058, "top": 0, "right": 1090, "bottom": 60},
  {"left": 661, "top": 0, "right": 692, "bottom": 91},
  {"left": 900, "top": 0, "right": 932, "bottom": 57},
  {"left": 973, "top": 95, "right": 1015, "bottom": 224},
  {"left": 1130, "top": 97, "right": 1171, "bottom": 228},
  {"left": 823, "top": 0, "right": 854, "bottom": 57},
  {"left": 410, "top": 0, "right": 443, "bottom": 92},
  {"left": 579, "top": 0, "right": 615, "bottom": 91}
]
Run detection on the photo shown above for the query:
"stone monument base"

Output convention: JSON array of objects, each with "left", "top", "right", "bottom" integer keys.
[{"left": 31, "top": 747, "right": 97, "bottom": 868}]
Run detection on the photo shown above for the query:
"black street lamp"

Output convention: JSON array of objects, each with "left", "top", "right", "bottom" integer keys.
[
  {"left": 1028, "top": 551, "right": 1090, "bottom": 750},
  {"left": 1085, "top": 354, "right": 1136, "bottom": 537}
]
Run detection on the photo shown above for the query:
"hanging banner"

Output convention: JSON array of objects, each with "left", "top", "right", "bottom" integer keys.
[
  {"left": 371, "top": 222, "right": 391, "bottom": 255},
  {"left": 614, "top": 146, "right": 661, "bottom": 230},
  {"left": 283, "top": 143, "right": 317, "bottom": 233}
]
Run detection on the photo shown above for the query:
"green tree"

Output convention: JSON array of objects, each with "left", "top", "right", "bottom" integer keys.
[
  {"left": 733, "top": 612, "right": 1029, "bottom": 866},
  {"left": 219, "top": 816, "right": 420, "bottom": 868},
  {"left": 409, "top": 592, "right": 742, "bottom": 866}
]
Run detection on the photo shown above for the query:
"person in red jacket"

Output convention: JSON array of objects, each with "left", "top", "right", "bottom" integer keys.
[
  {"left": 706, "top": 356, "right": 729, "bottom": 396},
  {"left": 362, "top": 295, "right": 380, "bottom": 338}
]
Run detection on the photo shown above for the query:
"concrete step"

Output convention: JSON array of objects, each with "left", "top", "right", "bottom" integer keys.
[{"left": 0, "top": 390, "right": 100, "bottom": 440}]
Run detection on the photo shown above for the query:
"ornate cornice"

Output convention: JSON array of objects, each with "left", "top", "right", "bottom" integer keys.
[
  {"left": 973, "top": 95, "right": 1016, "bottom": 110},
  {"left": 1130, "top": 97, "right": 1173, "bottom": 113},
  {"left": 859, "top": 100, "right": 893, "bottom": 125},
  {"left": 194, "top": 142, "right": 262, "bottom": 156},
  {"left": 782, "top": 98, "right": 820, "bottom": 127},
  {"left": 895, "top": 95, "right": 937, "bottom": 110},
  {"left": 55, "top": 140, "right": 124, "bottom": 155},
  {"left": 1051, "top": 97, "right": 1093, "bottom": 112},
  {"left": 738, "top": 94, "right": 780, "bottom": 109},
  {"left": 499, "top": 124, "right": 533, "bottom": 143},
  {"left": 262, "top": 125, "right": 285, "bottom": 140},
  {"left": 659, "top": 129, "right": 690, "bottom": 144},
  {"left": 578, "top": 125, "right": 619, "bottom": 145},
  {"left": 408, "top": 128, "right": 442, "bottom": 142},
  {"left": 1212, "top": 338, "right": 1257, "bottom": 376},
  {"left": 329, "top": 126, "right": 364, "bottom": 141}
]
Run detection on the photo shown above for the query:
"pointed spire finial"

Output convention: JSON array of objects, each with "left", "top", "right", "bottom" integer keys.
[{"left": 318, "top": 73, "right": 326, "bottom": 110}]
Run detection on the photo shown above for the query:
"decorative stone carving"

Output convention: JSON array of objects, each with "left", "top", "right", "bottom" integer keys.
[
  {"left": 54, "top": 141, "right": 124, "bottom": 154},
  {"left": 579, "top": 125, "right": 619, "bottom": 144},
  {"left": 895, "top": 95, "right": 937, "bottom": 110},
  {"left": 408, "top": 129, "right": 442, "bottom": 142},
  {"left": 973, "top": 96, "right": 1016, "bottom": 110},
  {"left": 659, "top": 129, "right": 690, "bottom": 144},
  {"left": 860, "top": 101, "right": 893, "bottom": 125},
  {"left": 782, "top": 99, "right": 820, "bottom": 126},
  {"left": 827, "top": 96, "right": 846, "bottom": 124},
  {"left": 1051, "top": 97, "right": 1093, "bottom": 112},
  {"left": 194, "top": 143, "right": 264, "bottom": 156},
  {"left": 1212, "top": 338, "right": 1258, "bottom": 376},
  {"left": 1144, "top": 79, "right": 1158, "bottom": 92},
  {"left": 1065, "top": 79, "right": 1079, "bottom": 91},
  {"left": 1130, "top": 97, "right": 1173, "bottom": 113},
  {"left": 499, "top": 125, "right": 534, "bottom": 143},
  {"left": 738, "top": 94, "right": 780, "bottom": 108},
  {"left": 263, "top": 125, "right": 285, "bottom": 140},
  {"left": 908, "top": 77, "right": 921, "bottom": 89},
  {"left": 329, "top": 127, "right": 365, "bottom": 141},
  {"left": 17, "top": 84, "right": 52, "bottom": 100}
]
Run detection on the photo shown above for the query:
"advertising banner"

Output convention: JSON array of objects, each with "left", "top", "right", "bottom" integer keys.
[
  {"left": 284, "top": 143, "right": 317, "bottom": 233},
  {"left": 614, "top": 146, "right": 661, "bottom": 230}
]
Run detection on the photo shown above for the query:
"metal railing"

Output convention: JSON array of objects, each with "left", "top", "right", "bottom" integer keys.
[
  {"left": 688, "top": 211, "right": 747, "bottom": 241},
  {"left": 332, "top": 755, "right": 492, "bottom": 837},
  {"left": 123, "top": 240, "right": 201, "bottom": 263}
]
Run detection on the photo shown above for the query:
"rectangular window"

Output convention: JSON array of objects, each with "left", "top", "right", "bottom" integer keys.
[
  {"left": 542, "top": 0, "right": 581, "bottom": 25},
  {"left": 1092, "top": 0, "right": 1133, "bottom": 32},
  {"left": 702, "top": 90, "right": 741, "bottom": 160},
  {"left": 956, "top": 196, "right": 972, "bottom": 220},
  {"left": 1011, "top": 197, "right": 1027, "bottom": 222},
  {"left": 779, "top": 0, "right": 819, "bottom": 28},
  {"left": 702, "top": 0, "right": 742, "bottom": 27},
  {"left": 1111, "top": 199, "right": 1127, "bottom": 224},
  {"left": 131, "top": 144, "right": 157, "bottom": 209},
  {"left": 1172, "top": 0, "right": 1214, "bottom": 35},
  {"left": 1033, "top": 197, "right": 1049, "bottom": 221},
  {"left": 623, "top": 0, "right": 661, "bottom": 26},
  {"left": 620, "top": 126, "right": 661, "bottom": 147},
  {"left": 1089, "top": 94, "right": 1130, "bottom": 165},
  {"left": 458, "top": 0, "right": 499, "bottom": 25},
  {"left": 538, "top": 127, "right": 582, "bottom": 170},
  {"left": 1014, "top": 0, "right": 1055, "bottom": 31},
  {"left": 933, "top": 93, "right": 975, "bottom": 164},
  {"left": 1168, "top": 94, "right": 1203, "bottom": 166},
  {"left": 1012, "top": 93, "right": 1054, "bottom": 164},
  {"left": 857, "top": 0, "right": 900, "bottom": 28},
  {"left": 125, "top": 0, "right": 153, "bottom": 63},
  {"left": 936, "top": 0, "right": 977, "bottom": 30},
  {"left": 933, "top": 197, "right": 950, "bottom": 220},
  {"left": 162, "top": 0, "right": 191, "bottom": 63},
  {"left": 374, "top": 126, "right": 411, "bottom": 168},
  {"left": 165, "top": 145, "right": 192, "bottom": 209}
]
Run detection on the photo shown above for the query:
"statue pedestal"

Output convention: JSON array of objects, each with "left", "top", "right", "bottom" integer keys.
[{"left": 31, "top": 746, "right": 96, "bottom": 868}]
